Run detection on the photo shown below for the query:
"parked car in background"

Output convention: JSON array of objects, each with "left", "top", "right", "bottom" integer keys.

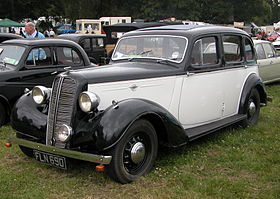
[
  {"left": 57, "top": 34, "right": 106, "bottom": 65},
  {"left": 253, "top": 40, "right": 280, "bottom": 84},
  {"left": 55, "top": 25, "right": 76, "bottom": 35},
  {"left": 0, "top": 38, "right": 96, "bottom": 126},
  {"left": 266, "top": 32, "right": 280, "bottom": 42},
  {"left": 0, "top": 33, "right": 23, "bottom": 43},
  {"left": 272, "top": 37, "right": 280, "bottom": 51},
  {"left": 8, "top": 25, "right": 267, "bottom": 184}
]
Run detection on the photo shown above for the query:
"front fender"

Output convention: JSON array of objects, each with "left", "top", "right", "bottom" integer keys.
[
  {"left": 74, "top": 98, "right": 187, "bottom": 151},
  {"left": 10, "top": 92, "right": 47, "bottom": 142}
]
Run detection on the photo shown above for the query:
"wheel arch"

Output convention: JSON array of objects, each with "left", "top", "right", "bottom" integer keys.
[
  {"left": 238, "top": 73, "right": 267, "bottom": 114},
  {"left": 0, "top": 94, "right": 11, "bottom": 123}
]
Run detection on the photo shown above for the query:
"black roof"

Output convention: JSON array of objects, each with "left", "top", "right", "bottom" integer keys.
[
  {"left": 57, "top": 33, "right": 106, "bottom": 43},
  {"left": 0, "top": 33, "right": 23, "bottom": 43},
  {"left": 1, "top": 38, "right": 82, "bottom": 47}
]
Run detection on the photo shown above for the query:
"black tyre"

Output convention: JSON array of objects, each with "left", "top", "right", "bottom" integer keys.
[
  {"left": 19, "top": 145, "right": 34, "bottom": 157},
  {"left": 240, "top": 88, "right": 260, "bottom": 127},
  {"left": 0, "top": 103, "right": 7, "bottom": 126},
  {"left": 106, "top": 119, "right": 158, "bottom": 184}
]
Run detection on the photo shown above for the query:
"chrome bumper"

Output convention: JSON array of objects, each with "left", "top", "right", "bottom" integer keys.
[{"left": 8, "top": 137, "right": 112, "bottom": 164}]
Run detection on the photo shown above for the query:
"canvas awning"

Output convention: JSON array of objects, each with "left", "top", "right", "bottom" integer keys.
[{"left": 0, "top": 18, "right": 24, "bottom": 27}]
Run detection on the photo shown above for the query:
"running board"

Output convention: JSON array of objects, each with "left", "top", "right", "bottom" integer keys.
[{"left": 186, "top": 114, "right": 247, "bottom": 141}]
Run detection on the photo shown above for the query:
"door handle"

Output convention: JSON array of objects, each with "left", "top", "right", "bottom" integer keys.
[
  {"left": 51, "top": 71, "right": 58, "bottom": 75},
  {"left": 129, "top": 84, "right": 138, "bottom": 91}
]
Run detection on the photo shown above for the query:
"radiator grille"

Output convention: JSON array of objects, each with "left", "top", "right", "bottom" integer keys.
[{"left": 46, "top": 76, "right": 77, "bottom": 147}]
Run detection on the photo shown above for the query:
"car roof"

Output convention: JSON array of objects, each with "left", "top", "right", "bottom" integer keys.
[
  {"left": 1, "top": 38, "right": 81, "bottom": 47},
  {"left": 123, "top": 24, "right": 249, "bottom": 38},
  {"left": 57, "top": 34, "right": 106, "bottom": 42}
]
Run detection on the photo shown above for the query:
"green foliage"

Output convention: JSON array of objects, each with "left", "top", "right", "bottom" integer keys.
[{"left": 0, "top": 0, "right": 278, "bottom": 25}]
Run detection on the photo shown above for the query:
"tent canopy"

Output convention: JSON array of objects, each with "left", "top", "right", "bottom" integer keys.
[{"left": 0, "top": 18, "right": 24, "bottom": 27}]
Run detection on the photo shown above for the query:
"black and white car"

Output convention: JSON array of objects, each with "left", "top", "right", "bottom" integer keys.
[{"left": 8, "top": 25, "right": 267, "bottom": 184}]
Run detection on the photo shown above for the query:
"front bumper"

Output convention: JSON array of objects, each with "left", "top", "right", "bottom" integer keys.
[{"left": 7, "top": 136, "right": 112, "bottom": 164}]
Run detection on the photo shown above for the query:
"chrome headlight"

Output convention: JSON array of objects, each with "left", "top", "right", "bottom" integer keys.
[
  {"left": 57, "top": 124, "right": 73, "bottom": 142},
  {"left": 32, "top": 86, "right": 50, "bottom": 104},
  {"left": 79, "top": 91, "right": 100, "bottom": 112}
]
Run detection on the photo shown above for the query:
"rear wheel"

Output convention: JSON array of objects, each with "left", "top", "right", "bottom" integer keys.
[
  {"left": 240, "top": 88, "right": 260, "bottom": 127},
  {"left": 106, "top": 119, "right": 158, "bottom": 184}
]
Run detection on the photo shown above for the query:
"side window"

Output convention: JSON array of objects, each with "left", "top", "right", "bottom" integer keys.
[
  {"left": 223, "top": 35, "right": 242, "bottom": 63},
  {"left": 255, "top": 44, "right": 266, "bottom": 60},
  {"left": 26, "top": 47, "right": 52, "bottom": 66},
  {"left": 191, "top": 37, "right": 218, "bottom": 68},
  {"left": 244, "top": 38, "right": 254, "bottom": 61},
  {"left": 56, "top": 47, "right": 83, "bottom": 66},
  {"left": 81, "top": 38, "right": 91, "bottom": 50},
  {"left": 263, "top": 43, "right": 275, "bottom": 58},
  {"left": 92, "top": 38, "right": 97, "bottom": 48},
  {"left": 97, "top": 38, "right": 104, "bottom": 47}
]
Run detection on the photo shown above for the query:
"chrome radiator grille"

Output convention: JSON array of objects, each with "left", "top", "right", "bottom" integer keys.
[{"left": 46, "top": 76, "right": 77, "bottom": 147}]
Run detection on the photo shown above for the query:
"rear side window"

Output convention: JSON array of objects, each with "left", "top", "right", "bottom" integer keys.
[
  {"left": 223, "top": 35, "right": 242, "bottom": 63},
  {"left": 191, "top": 37, "right": 219, "bottom": 68},
  {"left": 244, "top": 38, "right": 254, "bottom": 62},
  {"left": 262, "top": 43, "right": 275, "bottom": 58},
  {"left": 56, "top": 47, "right": 83, "bottom": 66}
]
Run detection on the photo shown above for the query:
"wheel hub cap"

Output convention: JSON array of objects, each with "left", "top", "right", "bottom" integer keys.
[
  {"left": 249, "top": 101, "right": 256, "bottom": 117},
  {"left": 130, "top": 142, "right": 145, "bottom": 164}
]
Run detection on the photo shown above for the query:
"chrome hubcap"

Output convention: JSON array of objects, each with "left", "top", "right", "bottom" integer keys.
[
  {"left": 248, "top": 101, "right": 256, "bottom": 117},
  {"left": 130, "top": 142, "right": 145, "bottom": 164}
]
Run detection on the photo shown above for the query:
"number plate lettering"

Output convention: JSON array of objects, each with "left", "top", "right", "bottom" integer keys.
[{"left": 33, "top": 150, "right": 67, "bottom": 169}]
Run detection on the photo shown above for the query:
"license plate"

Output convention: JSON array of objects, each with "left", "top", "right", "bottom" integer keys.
[{"left": 33, "top": 150, "right": 67, "bottom": 170}]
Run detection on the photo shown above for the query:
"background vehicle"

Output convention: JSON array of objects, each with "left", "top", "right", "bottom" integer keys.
[
  {"left": 0, "top": 38, "right": 96, "bottom": 126},
  {"left": 0, "top": 33, "right": 23, "bottom": 43},
  {"left": 57, "top": 34, "right": 106, "bottom": 65},
  {"left": 254, "top": 40, "right": 280, "bottom": 83},
  {"left": 8, "top": 25, "right": 267, "bottom": 184},
  {"left": 272, "top": 37, "right": 280, "bottom": 51},
  {"left": 55, "top": 25, "right": 76, "bottom": 35},
  {"left": 266, "top": 32, "right": 280, "bottom": 42}
]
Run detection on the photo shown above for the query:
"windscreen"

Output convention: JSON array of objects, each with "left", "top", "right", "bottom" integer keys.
[
  {"left": 0, "top": 45, "right": 25, "bottom": 66},
  {"left": 112, "top": 35, "right": 187, "bottom": 63}
]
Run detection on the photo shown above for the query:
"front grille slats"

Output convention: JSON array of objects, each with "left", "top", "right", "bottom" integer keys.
[{"left": 46, "top": 76, "right": 77, "bottom": 147}]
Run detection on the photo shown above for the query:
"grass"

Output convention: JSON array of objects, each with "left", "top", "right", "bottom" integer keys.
[{"left": 0, "top": 83, "right": 280, "bottom": 199}]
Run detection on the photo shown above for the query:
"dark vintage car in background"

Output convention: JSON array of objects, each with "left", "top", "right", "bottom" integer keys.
[
  {"left": 0, "top": 33, "right": 23, "bottom": 43},
  {"left": 0, "top": 38, "right": 96, "bottom": 126},
  {"left": 8, "top": 25, "right": 267, "bottom": 183},
  {"left": 57, "top": 34, "right": 107, "bottom": 65}
]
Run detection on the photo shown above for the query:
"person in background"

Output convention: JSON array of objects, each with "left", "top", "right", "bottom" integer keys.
[
  {"left": 24, "top": 22, "right": 45, "bottom": 38},
  {"left": 19, "top": 28, "right": 24, "bottom": 37},
  {"left": 49, "top": 29, "right": 55, "bottom": 37}
]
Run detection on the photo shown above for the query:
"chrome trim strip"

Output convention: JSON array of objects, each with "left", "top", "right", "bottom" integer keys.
[{"left": 9, "top": 137, "right": 112, "bottom": 164}]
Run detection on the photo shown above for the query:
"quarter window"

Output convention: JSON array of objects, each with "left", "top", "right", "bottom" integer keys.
[
  {"left": 223, "top": 35, "right": 242, "bottom": 63},
  {"left": 56, "top": 47, "right": 82, "bottom": 66},
  {"left": 262, "top": 43, "right": 275, "bottom": 58},
  {"left": 191, "top": 37, "right": 218, "bottom": 67}
]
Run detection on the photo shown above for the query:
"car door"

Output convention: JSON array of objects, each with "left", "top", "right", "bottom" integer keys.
[
  {"left": 179, "top": 35, "right": 247, "bottom": 129},
  {"left": 257, "top": 42, "right": 280, "bottom": 83}
]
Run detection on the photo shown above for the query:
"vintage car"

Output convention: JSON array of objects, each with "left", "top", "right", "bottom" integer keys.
[
  {"left": 0, "top": 38, "right": 96, "bottom": 126},
  {"left": 253, "top": 40, "right": 280, "bottom": 83},
  {"left": 272, "top": 37, "right": 280, "bottom": 51},
  {"left": 0, "top": 33, "right": 23, "bottom": 43},
  {"left": 266, "top": 32, "right": 280, "bottom": 42},
  {"left": 7, "top": 25, "right": 267, "bottom": 184},
  {"left": 57, "top": 34, "right": 107, "bottom": 65}
]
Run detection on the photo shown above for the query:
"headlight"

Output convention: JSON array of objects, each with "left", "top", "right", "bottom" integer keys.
[
  {"left": 56, "top": 124, "right": 73, "bottom": 142},
  {"left": 32, "top": 86, "right": 50, "bottom": 104},
  {"left": 79, "top": 91, "right": 100, "bottom": 112}
]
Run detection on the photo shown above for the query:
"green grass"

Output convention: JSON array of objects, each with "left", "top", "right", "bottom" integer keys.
[{"left": 1, "top": 84, "right": 280, "bottom": 199}]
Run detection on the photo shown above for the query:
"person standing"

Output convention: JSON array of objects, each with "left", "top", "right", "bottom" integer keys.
[{"left": 24, "top": 22, "right": 45, "bottom": 38}]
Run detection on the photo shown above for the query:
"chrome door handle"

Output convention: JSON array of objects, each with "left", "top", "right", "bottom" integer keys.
[{"left": 51, "top": 71, "right": 58, "bottom": 75}]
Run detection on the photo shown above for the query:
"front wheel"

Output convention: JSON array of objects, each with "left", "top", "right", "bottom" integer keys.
[
  {"left": 240, "top": 88, "right": 260, "bottom": 127},
  {"left": 106, "top": 119, "right": 158, "bottom": 184}
]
